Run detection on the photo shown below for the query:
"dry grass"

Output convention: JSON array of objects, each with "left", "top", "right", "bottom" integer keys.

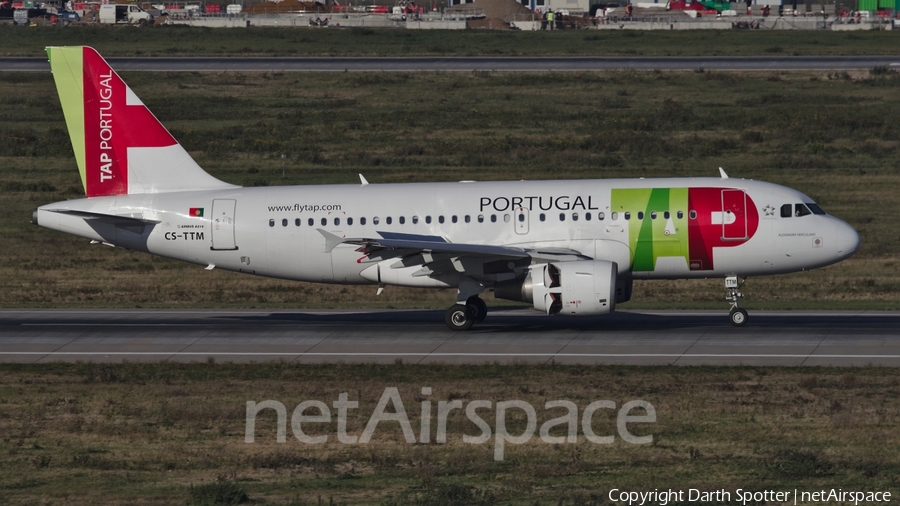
[{"left": 0, "top": 364, "right": 898, "bottom": 504}]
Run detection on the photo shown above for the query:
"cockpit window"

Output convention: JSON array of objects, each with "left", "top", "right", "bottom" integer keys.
[
  {"left": 780, "top": 204, "right": 793, "bottom": 218},
  {"left": 807, "top": 203, "right": 826, "bottom": 215},
  {"left": 795, "top": 203, "right": 812, "bottom": 217}
]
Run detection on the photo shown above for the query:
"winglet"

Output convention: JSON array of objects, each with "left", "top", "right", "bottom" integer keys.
[
  {"left": 719, "top": 167, "right": 729, "bottom": 179},
  {"left": 359, "top": 174, "right": 369, "bottom": 186},
  {"left": 317, "top": 228, "right": 345, "bottom": 253}
]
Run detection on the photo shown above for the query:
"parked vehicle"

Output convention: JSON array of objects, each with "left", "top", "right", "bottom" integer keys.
[{"left": 99, "top": 3, "right": 152, "bottom": 24}]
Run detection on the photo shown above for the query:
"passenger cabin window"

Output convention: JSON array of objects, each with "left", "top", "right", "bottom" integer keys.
[
  {"left": 465, "top": 215, "right": 471, "bottom": 223},
  {"left": 425, "top": 216, "right": 431, "bottom": 224},
  {"left": 572, "top": 213, "right": 579, "bottom": 222},
  {"left": 637, "top": 212, "right": 644, "bottom": 220},
  {"left": 504, "top": 214, "right": 510, "bottom": 223},
  {"left": 399, "top": 216, "right": 405, "bottom": 225},
  {"left": 438, "top": 216, "right": 444, "bottom": 224},
  {"left": 295, "top": 218, "right": 301, "bottom": 227},
  {"left": 334, "top": 218, "right": 340, "bottom": 226},
  {"left": 598, "top": 212, "right": 605, "bottom": 221},
  {"left": 386, "top": 217, "right": 393, "bottom": 225},
  {"left": 491, "top": 215, "right": 497, "bottom": 223},
  {"left": 689, "top": 210, "right": 697, "bottom": 220},
  {"left": 361, "top": 217, "right": 367, "bottom": 225},
  {"left": 539, "top": 213, "right": 546, "bottom": 222},
  {"left": 452, "top": 216, "right": 458, "bottom": 224},
  {"left": 308, "top": 218, "right": 314, "bottom": 226},
  {"left": 781, "top": 204, "right": 793, "bottom": 218},
  {"left": 348, "top": 217, "right": 353, "bottom": 226},
  {"left": 624, "top": 212, "right": 631, "bottom": 220},
  {"left": 559, "top": 213, "right": 566, "bottom": 222},
  {"left": 269, "top": 219, "right": 275, "bottom": 227},
  {"left": 585, "top": 213, "right": 592, "bottom": 221},
  {"left": 412, "top": 216, "right": 419, "bottom": 224},
  {"left": 373, "top": 217, "right": 380, "bottom": 225},
  {"left": 478, "top": 215, "right": 484, "bottom": 223},
  {"left": 663, "top": 211, "right": 669, "bottom": 219},
  {"left": 611, "top": 212, "right": 618, "bottom": 220},
  {"left": 650, "top": 211, "right": 657, "bottom": 220},
  {"left": 677, "top": 211, "right": 683, "bottom": 219}
]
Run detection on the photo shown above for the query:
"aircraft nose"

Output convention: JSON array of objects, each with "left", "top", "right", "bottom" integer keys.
[{"left": 834, "top": 220, "right": 860, "bottom": 261}]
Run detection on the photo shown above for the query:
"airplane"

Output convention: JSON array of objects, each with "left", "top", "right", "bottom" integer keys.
[{"left": 32, "top": 46, "right": 860, "bottom": 330}]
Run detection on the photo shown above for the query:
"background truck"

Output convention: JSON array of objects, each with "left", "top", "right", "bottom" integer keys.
[{"left": 99, "top": 4, "right": 152, "bottom": 24}]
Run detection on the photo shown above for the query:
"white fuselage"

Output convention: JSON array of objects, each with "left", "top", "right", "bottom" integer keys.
[{"left": 35, "top": 177, "right": 859, "bottom": 290}]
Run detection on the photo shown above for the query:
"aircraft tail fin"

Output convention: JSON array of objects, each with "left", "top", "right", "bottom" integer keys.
[{"left": 46, "top": 46, "right": 236, "bottom": 197}]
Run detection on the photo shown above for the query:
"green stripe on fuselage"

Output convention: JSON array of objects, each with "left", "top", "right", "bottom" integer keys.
[{"left": 612, "top": 188, "right": 689, "bottom": 272}]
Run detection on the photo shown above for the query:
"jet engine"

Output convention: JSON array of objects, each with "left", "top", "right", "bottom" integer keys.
[{"left": 494, "top": 260, "right": 618, "bottom": 316}]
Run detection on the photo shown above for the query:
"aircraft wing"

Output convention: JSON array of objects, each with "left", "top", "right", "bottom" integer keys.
[{"left": 318, "top": 229, "right": 590, "bottom": 265}]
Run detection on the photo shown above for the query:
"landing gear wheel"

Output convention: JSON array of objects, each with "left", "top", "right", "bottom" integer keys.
[
  {"left": 467, "top": 296, "right": 487, "bottom": 323},
  {"left": 445, "top": 304, "right": 475, "bottom": 331},
  {"left": 730, "top": 308, "right": 748, "bottom": 327}
]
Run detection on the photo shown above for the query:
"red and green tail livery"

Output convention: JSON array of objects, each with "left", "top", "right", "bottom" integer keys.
[{"left": 47, "top": 46, "right": 234, "bottom": 197}]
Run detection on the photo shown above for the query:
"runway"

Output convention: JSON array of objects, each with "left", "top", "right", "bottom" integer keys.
[
  {"left": 2, "top": 56, "right": 899, "bottom": 72},
  {"left": 1, "top": 309, "right": 898, "bottom": 366}
]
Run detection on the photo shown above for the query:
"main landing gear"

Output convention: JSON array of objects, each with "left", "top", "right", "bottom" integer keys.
[
  {"left": 445, "top": 296, "right": 488, "bottom": 331},
  {"left": 726, "top": 275, "right": 748, "bottom": 327},
  {"left": 444, "top": 277, "right": 488, "bottom": 331}
]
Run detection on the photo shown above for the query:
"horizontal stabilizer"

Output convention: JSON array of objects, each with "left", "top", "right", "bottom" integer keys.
[{"left": 46, "top": 209, "right": 161, "bottom": 225}]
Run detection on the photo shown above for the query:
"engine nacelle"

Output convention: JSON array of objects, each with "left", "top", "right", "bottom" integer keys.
[{"left": 494, "top": 260, "right": 617, "bottom": 316}]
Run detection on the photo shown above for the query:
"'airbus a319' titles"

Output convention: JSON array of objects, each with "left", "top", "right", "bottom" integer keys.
[{"left": 33, "top": 47, "right": 860, "bottom": 330}]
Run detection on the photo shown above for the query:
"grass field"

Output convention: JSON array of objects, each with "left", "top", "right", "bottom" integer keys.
[
  {"left": 1, "top": 26, "right": 900, "bottom": 57},
  {"left": 0, "top": 363, "right": 898, "bottom": 505},
  {"left": 1, "top": 67, "right": 898, "bottom": 309}
]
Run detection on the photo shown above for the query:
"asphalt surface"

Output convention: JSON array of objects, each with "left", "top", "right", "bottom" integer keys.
[
  {"left": 1, "top": 309, "right": 898, "bottom": 366},
  {"left": 3, "top": 56, "right": 900, "bottom": 72}
]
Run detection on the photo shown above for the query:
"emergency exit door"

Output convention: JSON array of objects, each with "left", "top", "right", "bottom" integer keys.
[
  {"left": 515, "top": 207, "right": 529, "bottom": 235},
  {"left": 211, "top": 199, "right": 238, "bottom": 250}
]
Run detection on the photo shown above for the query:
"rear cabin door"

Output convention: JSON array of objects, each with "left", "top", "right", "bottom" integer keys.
[
  {"left": 720, "top": 189, "right": 748, "bottom": 241},
  {"left": 211, "top": 198, "right": 237, "bottom": 250}
]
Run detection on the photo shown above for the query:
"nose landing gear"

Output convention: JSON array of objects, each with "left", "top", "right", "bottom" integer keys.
[{"left": 726, "top": 275, "right": 748, "bottom": 326}]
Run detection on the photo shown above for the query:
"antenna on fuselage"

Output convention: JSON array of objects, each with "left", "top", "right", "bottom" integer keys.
[
  {"left": 359, "top": 174, "right": 369, "bottom": 185},
  {"left": 718, "top": 167, "right": 729, "bottom": 179}
]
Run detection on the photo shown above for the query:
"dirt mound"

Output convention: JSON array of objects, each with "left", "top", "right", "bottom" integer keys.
[
  {"left": 467, "top": 16, "right": 513, "bottom": 28},
  {"left": 448, "top": 0, "right": 534, "bottom": 21}
]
